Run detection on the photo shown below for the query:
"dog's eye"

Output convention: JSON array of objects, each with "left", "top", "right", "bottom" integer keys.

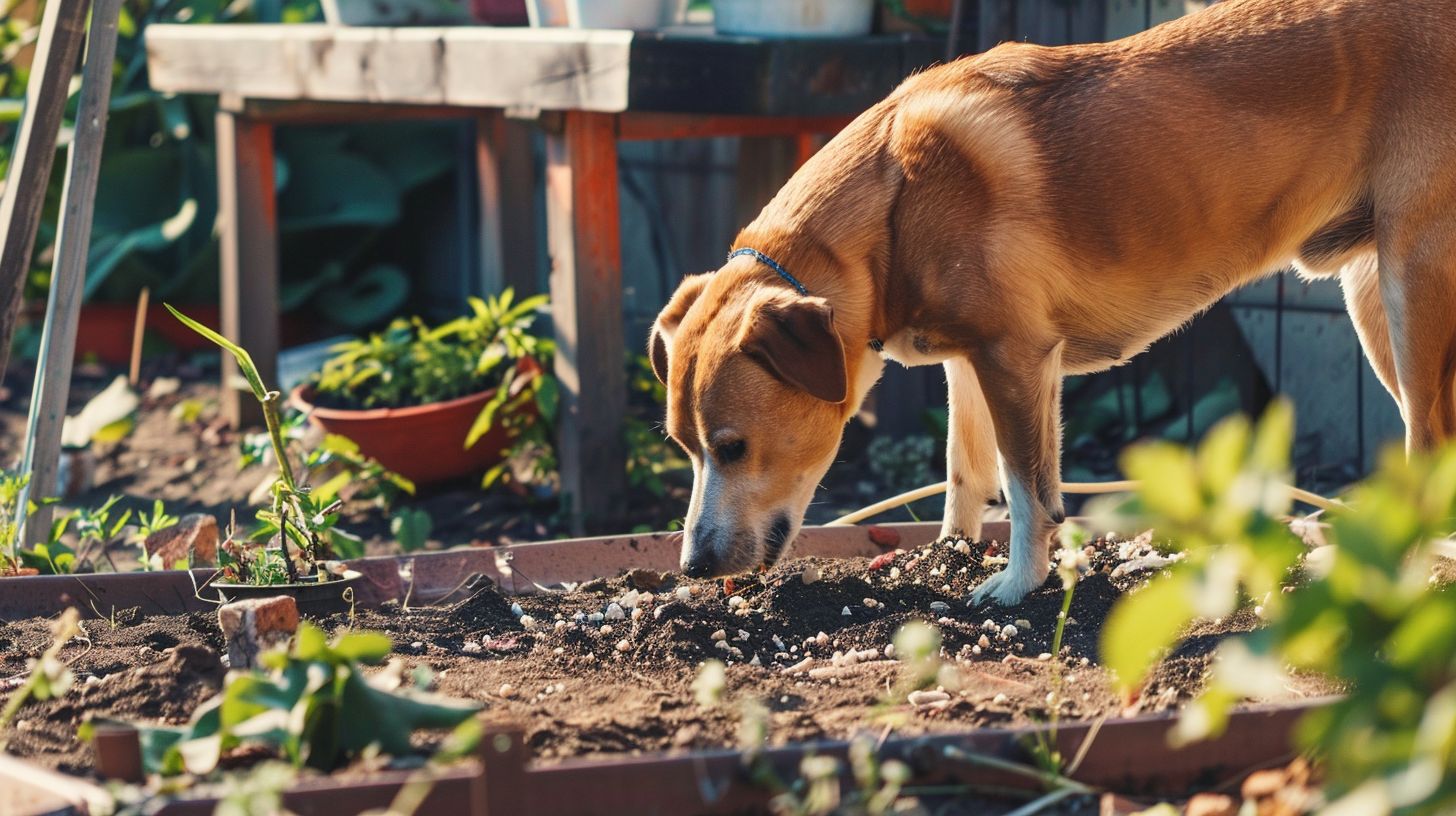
[{"left": 715, "top": 439, "right": 747, "bottom": 465}]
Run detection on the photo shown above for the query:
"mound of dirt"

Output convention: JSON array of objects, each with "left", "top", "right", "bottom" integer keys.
[{"left": 2, "top": 533, "right": 1338, "bottom": 776}]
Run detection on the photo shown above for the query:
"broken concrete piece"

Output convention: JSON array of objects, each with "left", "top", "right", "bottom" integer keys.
[
  {"left": 218, "top": 595, "right": 299, "bottom": 669},
  {"left": 144, "top": 513, "right": 219, "bottom": 567}
]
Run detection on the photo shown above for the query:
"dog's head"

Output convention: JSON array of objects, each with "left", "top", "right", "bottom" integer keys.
[{"left": 650, "top": 267, "right": 862, "bottom": 578}]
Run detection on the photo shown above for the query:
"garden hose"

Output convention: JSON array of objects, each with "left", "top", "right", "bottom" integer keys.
[{"left": 826, "top": 479, "right": 1343, "bottom": 527}]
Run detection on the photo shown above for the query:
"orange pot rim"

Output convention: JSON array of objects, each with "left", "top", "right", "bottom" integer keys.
[{"left": 290, "top": 382, "right": 500, "bottom": 422}]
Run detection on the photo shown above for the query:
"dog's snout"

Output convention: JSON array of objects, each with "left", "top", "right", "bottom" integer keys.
[{"left": 680, "top": 550, "right": 719, "bottom": 579}]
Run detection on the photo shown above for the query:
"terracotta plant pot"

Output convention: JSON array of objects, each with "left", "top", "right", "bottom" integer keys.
[
  {"left": 290, "top": 361, "right": 541, "bottom": 486},
  {"left": 27, "top": 302, "right": 313, "bottom": 365}
]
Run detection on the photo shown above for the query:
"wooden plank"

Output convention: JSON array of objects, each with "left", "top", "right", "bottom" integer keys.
[
  {"left": 146, "top": 25, "right": 935, "bottom": 117},
  {"left": 146, "top": 25, "right": 633, "bottom": 112},
  {"left": 215, "top": 111, "right": 279, "bottom": 427},
  {"left": 0, "top": 0, "right": 89, "bottom": 387},
  {"left": 545, "top": 112, "right": 627, "bottom": 534},
  {"left": 19, "top": 0, "right": 122, "bottom": 544}
]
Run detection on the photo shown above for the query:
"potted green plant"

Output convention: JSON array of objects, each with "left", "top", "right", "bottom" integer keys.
[
  {"left": 167, "top": 306, "right": 364, "bottom": 610},
  {"left": 290, "top": 290, "right": 555, "bottom": 486}
]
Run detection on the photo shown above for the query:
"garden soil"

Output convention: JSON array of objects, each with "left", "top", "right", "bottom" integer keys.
[{"left": 2, "top": 533, "right": 1338, "bottom": 777}]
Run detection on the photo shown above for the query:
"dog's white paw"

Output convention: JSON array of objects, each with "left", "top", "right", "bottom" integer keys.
[{"left": 970, "top": 567, "right": 1043, "bottom": 607}]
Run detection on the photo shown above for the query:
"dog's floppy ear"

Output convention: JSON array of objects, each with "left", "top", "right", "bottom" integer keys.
[
  {"left": 649, "top": 273, "right": 712, "bottom": 384},
  {"left": 740, "top": 296, "right": 848, "bottom": 404}
]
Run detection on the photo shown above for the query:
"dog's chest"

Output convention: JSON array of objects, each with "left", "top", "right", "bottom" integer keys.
[{"left": 877, "top": 330, "right": 955, "bottom": 367}]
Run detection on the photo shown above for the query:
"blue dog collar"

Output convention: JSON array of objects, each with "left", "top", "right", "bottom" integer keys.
[{"left": 728, "top": 248, "right": 810, "bottom": 297}]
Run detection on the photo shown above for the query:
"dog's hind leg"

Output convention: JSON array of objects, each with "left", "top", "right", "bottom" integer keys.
[
  {"left": 969, "top": 341, "right": 1065, "bottom": 606},
  {"left": 1379, "top": 222, "right": 1456, "bottom": 452},
  {"left": 941, "top": 358, "right": 1001, "bottom": 541},
  {"left": 1339, "top": 253, "right": 1402, "bottom": 413}
]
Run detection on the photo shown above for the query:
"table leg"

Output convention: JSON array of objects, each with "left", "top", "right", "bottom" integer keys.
[
  {"left": 215, "top": 110, "right": 279, "bottom": 427},
  {"left": 476, "top": 112, "right": 541, "bottom": 296},
  {"left": 545, "top": 111, "right": 627, "bottom": 534}
]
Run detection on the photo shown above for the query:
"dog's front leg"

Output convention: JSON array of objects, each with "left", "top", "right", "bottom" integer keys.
[
  {"left": 941, "top": 358, "right": 1000, "bottom": 541},
  {"left": 969, "top": 341, "right": 1066, "bottom": 606}
]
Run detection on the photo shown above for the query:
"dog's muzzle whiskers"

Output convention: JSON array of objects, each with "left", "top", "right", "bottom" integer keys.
[{"left": 763, "top": 516, "right": 792, "bottom": 568}]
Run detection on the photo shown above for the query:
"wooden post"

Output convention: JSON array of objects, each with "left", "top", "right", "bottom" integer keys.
[
  {"left": 545, "top": 112, "right": 627, "bottom": 534},
  {"left": 18, "top": 0, "right": 121, "bottom": 544},
  {"left": 215, "top": 106, "right": 279, "bottom": 427},
  {"left": 470, "top": 717, "right": 528, "bottom": 815},
  {"left": 477, "top": 112, "right": 541, "bottom": 296},
  {"left": 0, "top": 0, "right": 90, "bottom": 389}
]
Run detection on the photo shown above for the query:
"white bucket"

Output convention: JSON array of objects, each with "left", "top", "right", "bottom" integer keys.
[
  {"left": 529, "top": 0, "right": 667, "bottom": 28},
  {"left": 713, "top": 0, "right": 875, "bottom": 37}
]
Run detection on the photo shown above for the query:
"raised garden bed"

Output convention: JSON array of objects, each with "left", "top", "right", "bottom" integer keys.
[{"left": 1, "top": 521, "right": 1336, "bottom": 814}]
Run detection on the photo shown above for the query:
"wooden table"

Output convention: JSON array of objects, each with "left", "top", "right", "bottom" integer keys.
[{"left": 145, "top": 24, "right": 938, "bottom": 531}]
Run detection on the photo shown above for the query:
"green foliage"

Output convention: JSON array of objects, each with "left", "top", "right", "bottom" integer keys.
[
  {"left": 0, "top": 469, "right": 29, "bottom": 572},
  {"left": 170, "top": 306, "right": 358, "bottom": 585},
  {"left": 2, "top": 0, "right": 448, "bottom": 332},
  {"left": 1099, "top": 401, "right": 1456, "bottom": 813},
  {"left": 390, "top": 507, "right": 433, "bottom": 553},
  {"left": 1098, "top": 400, "right": 1302, "bottom": 691},
  {"left": 1, "top": 480, "right": 140, "bottom": 575},
  {"left": 105, "top": 622, "right": 479, "bottom": 775},
  {"left": 313, "top": 290, "right": 551, "bottom": 411}
]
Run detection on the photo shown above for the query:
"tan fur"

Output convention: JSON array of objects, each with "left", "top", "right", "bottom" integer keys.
[{"left": 651, "top": 0, "right": 1456, "bottom": 601}]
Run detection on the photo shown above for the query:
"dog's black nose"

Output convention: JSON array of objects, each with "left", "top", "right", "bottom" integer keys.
[{"left": 681, "top": 552, "right": 718, "bottom": 579}]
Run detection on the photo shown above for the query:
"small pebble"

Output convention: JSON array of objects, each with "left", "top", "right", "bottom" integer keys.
[
  {"left": 631, "top": 608, "right": 644, "bottom": 621},
  {"left": 955, "top": 540, "right": 972, "bottom": 555},
  {"left": 889, "top": 567, "right": 901, "bottom": 579},
  {"left": 841, "top": 606, "right": 852, "bottom": 616},
  {"left": 1037, "top": 653, "right": 1052, "bottom": 661},
  {"left": 510, "top": 603, "right": 524, "bottom": 618},
  {"left": 862, "top": 598, "right": 878, "bottom": 609},
  {"left": 600, "top": 625, "right": 613, "bottom": 635},
  {"left": 711, "top": 629, "right": 728, "bottom": 641},
  {"left": 715, "top": 640, "right": 730, "bottom": 651},
  {"left": 615, "top": 639, "right": 631, "bottom": 653},
  {"left": 749, "top": 654, "right": 761, "bottom": 666},
  {"left": 992, "top": 693, "right": 1008, "bottom": 705},
  {"left": 605, "top": 603, "right": 625, "bottom": 620},
  {"left": 519, "top": 615, "right": 537, "bottom": 630},
  {"left": 883, "top": 644, "right": 896, "bottom": 659},
  {"left": 410, "top": 641, "right": 424, "bottom": 650},
  {"left": 728, "top": 596, "right": 746, "bottom": 608},
  {"left": 816, "top": 631, "right": 829, "bottom": 645},
  {"left": 802, "top": 564, "right": 821, "bottom": 584},
  {"left": 929, "top": 601, "right": 950, "bottom": 613},
  {"left": 588, "top": 612, "right": 605, "bottom": 623},
  {"left": 676, "top": 586, "right": 693, "bottom": 602},
  {"left": 463, "top": 642, "right": 483, "bottom": 654},
  {"left": 737, "top": 629, "right": 751, "bottom": 641},
  {"left": 1014, "top": 619, "right": 1032, "bottom": 630},
  {"left": 499, "top": 683, "right": 516, "bottom": 697},
  {"left": 977, "top": 634, "right": 991, "bottom": 649},
  {"left": 1000, "top": 624, "right": 1018, "bottom": 638},
  {"left": 555, "top": 620, "right": 568, "bottom": 631},
  {"left": 971, "top": 645, "right": 982, "bottom": 655}
]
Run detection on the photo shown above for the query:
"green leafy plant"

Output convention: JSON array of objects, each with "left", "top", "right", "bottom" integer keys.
[
  {"left": 169, "top": 305, "right": 356, "bottom": 585},
  {"left": 240, "top": 412, "right": 414, "bottom": 511},
  {"left": 1100, "top": 401, "right": 1456, "bottom": 813},
  {"left": 93, "top": 622, "right": 479, "bottom": 775},
  {"left": 390, "top": 507, "right": 433, "bottom": 553}
]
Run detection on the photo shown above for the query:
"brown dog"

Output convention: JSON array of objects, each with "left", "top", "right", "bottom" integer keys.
[{"left": 649, "top": 0, "right": 1456, "bottom": 604}]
